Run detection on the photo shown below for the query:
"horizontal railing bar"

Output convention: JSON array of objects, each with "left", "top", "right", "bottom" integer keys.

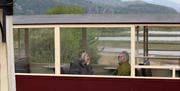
[
  {"left": 148, "top": 49, "right": 180, "bottom": 51},
  {"left": 136, "top": 56, "right": 180, "bottom": 59},
  {"left": 135, "top": 65, "right": 180, "bottom": 69}
]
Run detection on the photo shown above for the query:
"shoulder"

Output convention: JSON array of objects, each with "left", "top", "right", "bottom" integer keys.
[{"left": 71, "top": 60, "right": 81, "bottom": 66}]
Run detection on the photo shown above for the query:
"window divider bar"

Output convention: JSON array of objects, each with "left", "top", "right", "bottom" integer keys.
[
  {"left": 54, "top": 26, "right": 60, "bottom": 75},
  {"left": 172, "top": 68, "right": 176, "bottom": 78},
  {"left": 131, "top": 25, "right": 136, "bottom": 77}
]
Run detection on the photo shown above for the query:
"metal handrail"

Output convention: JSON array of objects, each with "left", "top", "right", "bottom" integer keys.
[
  {"left": 136, "top": 56, "right": 180, "bottom": 59},
  {"left": 135, "top": 65, "right": 180, "bottom": 69}
]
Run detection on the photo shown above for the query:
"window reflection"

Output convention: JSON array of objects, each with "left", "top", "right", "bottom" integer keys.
[
  {"left": 135, "top": 27, "right": 180, "bottom": 77},
  {"left": 13, "top": 28, "right": 55, "bottom": 74},
  {"left": 60, "top": 28, "right": 131, "bottom": 76}
]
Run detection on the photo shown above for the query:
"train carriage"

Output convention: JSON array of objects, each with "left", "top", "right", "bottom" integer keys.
[{"left": 1, "top": 1, "right": 180, "bottom": 91}]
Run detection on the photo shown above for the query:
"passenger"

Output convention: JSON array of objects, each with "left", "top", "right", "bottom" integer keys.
[
  {"left": 113, "top": 51, "right": 131, "bottom": 76},
  {"left": 69, "top": 51, "right": 93, "bottom": 75}
]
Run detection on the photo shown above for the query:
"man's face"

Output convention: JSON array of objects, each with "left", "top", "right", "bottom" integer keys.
[{"left": 118, "top": 53, "right": 126, "bottom": 63}]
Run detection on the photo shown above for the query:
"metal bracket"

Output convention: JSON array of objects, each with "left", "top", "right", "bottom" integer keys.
[
  {"left": 0, "top": 0, "right": 13, "bottom": 42},
  {"left": 0, "top": 21, "right": 5, "bottom": 42}
]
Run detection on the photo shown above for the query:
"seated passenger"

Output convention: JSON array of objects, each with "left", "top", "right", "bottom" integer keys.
[
  {"left": 69, "top": 51, "right": 93, "bottom": 75},
  {"left": 113, "top": 51, "right": 131, "bottom": 76}
]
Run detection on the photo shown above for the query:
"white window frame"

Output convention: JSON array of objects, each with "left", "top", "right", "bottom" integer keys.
[
  {"left": 1, "top": 16, "right": 16, "bottom": 91},
  {"left": 13, "top": 24, "right": 180, "bottom": 80}
]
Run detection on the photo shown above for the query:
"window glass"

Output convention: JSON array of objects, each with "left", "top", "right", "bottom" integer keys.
[
  {"left": 135, "top": 27, "right": 180, "bottom": 77},
  {"left": 13, "top": 28, "right": 55, "bottom": 74},
  {"left": 60, "top": 27, "right": 131, "bottom": 76}
]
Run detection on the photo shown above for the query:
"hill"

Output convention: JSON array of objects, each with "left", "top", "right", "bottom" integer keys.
[
  {"left": 143, "top": 0, "right": 180, "bottom": 12},
  {"left": 14, "top": 0, "right": 178, "bottom": 15}
]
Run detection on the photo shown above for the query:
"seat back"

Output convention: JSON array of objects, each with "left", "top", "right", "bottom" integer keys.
[
  {"left": 15, "top": 57, "right": 30, "bottom": 73},
  {"left": 61, "top": 64, "right": 70, "bottom": 74}
]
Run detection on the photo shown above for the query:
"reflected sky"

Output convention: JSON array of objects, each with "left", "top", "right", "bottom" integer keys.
[{"left": 123, "top": 0, "right": 180, "bottom": 12}]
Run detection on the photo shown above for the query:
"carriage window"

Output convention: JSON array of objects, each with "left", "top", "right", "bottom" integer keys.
[
  {"left": 135, "top": 26, "right": 180, "bottom": 77},
  {"left": 13, "top": 28, "right": 55, "bottom": 74},
  {"left": 60, "top": 27, "right": 131, "bottom": 76}
]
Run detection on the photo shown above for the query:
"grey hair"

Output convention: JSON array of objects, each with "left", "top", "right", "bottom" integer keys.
[
  {"left": 120, "top": 51, "right": 129, "bottom": 62},
  {"left": 81, "top": 51, "right": 87, "bottom": 60}
]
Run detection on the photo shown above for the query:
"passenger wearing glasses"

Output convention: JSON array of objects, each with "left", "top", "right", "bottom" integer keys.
[{"left": 113, "top": 51, "right": 131, "bottom": 76}]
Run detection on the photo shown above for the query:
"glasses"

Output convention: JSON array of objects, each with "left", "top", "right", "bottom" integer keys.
[{"left": 118, "top": 54, "right": 125, "bottom": 59}]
